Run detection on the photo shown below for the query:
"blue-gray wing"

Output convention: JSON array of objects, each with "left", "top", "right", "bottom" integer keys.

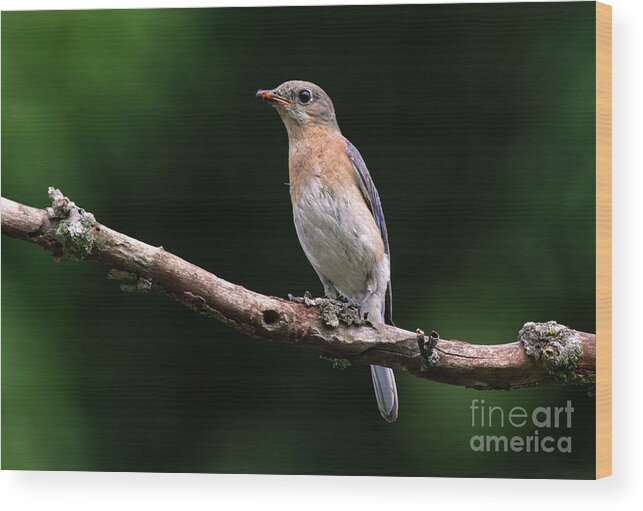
[{"left": 344, "top": 137, "right": 393, "bottom": 325}]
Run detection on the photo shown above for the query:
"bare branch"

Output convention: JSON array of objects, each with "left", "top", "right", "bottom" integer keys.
[{"left": 1, "top": 189, "right": 596, "bottom": 390}]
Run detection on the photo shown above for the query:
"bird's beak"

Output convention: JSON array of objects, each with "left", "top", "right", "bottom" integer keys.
[{"left": 256, "top": 89, "right": 292, "bottom": 107}]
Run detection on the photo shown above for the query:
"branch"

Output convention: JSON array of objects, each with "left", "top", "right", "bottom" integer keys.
[{"left": 1, "top": 189, "right": 595, "bottom": 390}]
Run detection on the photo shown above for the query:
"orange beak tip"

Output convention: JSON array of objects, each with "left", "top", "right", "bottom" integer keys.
[
  {"left": 256, "top": 89, "right": 272, "bottom": 100},
  {"left": 256, "top": 89, "right": 291, "bottom": 106}
]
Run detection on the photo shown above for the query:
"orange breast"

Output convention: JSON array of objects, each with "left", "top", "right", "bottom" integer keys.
[{"left": 288, "top": 128, "right": 360, "bottom": 204}]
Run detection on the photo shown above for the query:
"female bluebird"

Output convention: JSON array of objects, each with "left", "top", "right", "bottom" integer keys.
[{"left": 257, "top": 80, "right": 398, "bottom": 423}]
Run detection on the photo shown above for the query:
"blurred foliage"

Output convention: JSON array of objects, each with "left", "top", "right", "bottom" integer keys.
[{"left": 2, "top": 3, "right": 595, "bottom": 477}]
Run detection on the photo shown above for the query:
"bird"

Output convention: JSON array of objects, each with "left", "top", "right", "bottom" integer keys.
[{"left": 256, "top": 80, "right": 398, "bottom": 422}]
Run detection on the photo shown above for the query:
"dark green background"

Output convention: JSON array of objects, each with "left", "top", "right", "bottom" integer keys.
[{"left": 2, "top": 3, "right": 596, "bottom": 478}]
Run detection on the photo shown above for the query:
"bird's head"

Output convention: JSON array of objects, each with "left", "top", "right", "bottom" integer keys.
[{"left": 256, "top": 80, "right": 338, "bottom": 133}]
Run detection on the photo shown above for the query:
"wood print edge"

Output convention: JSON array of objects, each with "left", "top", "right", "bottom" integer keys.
[{"left": 595, "top": 0, "right": 612, "bottom": 480}]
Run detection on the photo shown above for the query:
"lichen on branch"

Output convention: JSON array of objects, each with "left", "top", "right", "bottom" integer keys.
[
  {"left": 47, "top": 187, "right": 97, "bottom": 261},
  {"left": 520, "top": 321, "right": 587, "bottom": 384}
]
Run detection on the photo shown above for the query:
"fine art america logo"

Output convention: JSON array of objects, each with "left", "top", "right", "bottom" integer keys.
[{"left": 470, "top": 399, "right": 574, "bottom": 453}]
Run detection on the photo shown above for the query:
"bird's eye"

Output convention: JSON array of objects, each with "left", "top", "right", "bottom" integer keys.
[{"left": 298, "top": 89, "right": 312, "bottom": 104}]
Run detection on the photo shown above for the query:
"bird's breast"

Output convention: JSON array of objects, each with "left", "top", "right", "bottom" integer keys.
[{"left": 288, "top": 135, "right": 386, "bottom": 301}]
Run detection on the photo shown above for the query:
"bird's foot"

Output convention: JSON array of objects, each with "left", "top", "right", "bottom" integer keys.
[
  {"left": 319, "top": 298, "right": 365, "bottom": 328},
  {"left": 335, "top": 294, "right": 366, "bottom": 316},
  {"left": 288, "top": 292, "right": 365, "bottom": 328},
  {"left": 340, "top": 297, "right": 367, "bottom": 320}
]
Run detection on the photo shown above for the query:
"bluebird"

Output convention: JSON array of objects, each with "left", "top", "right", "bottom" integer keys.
[{"left": 257, "top": 80, "right": 398, "bottom": 422}]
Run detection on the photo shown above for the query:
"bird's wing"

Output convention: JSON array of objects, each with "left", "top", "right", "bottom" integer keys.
[{"left": 344, "top": 137, "right": 393, "bottom": 325}]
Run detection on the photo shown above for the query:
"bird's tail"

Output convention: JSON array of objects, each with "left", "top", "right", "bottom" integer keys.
[{"left": 370, "top": 364, "right": 398, "bottom": 423}]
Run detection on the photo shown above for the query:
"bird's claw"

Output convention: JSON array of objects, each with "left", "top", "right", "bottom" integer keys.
[{"left": 340, "top": 298, "right": 365, "bottom": 318}]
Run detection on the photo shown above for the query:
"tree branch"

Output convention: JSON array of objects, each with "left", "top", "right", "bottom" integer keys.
[{"left": 1, "top": 189, "right": 596, "bottom": 390}]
